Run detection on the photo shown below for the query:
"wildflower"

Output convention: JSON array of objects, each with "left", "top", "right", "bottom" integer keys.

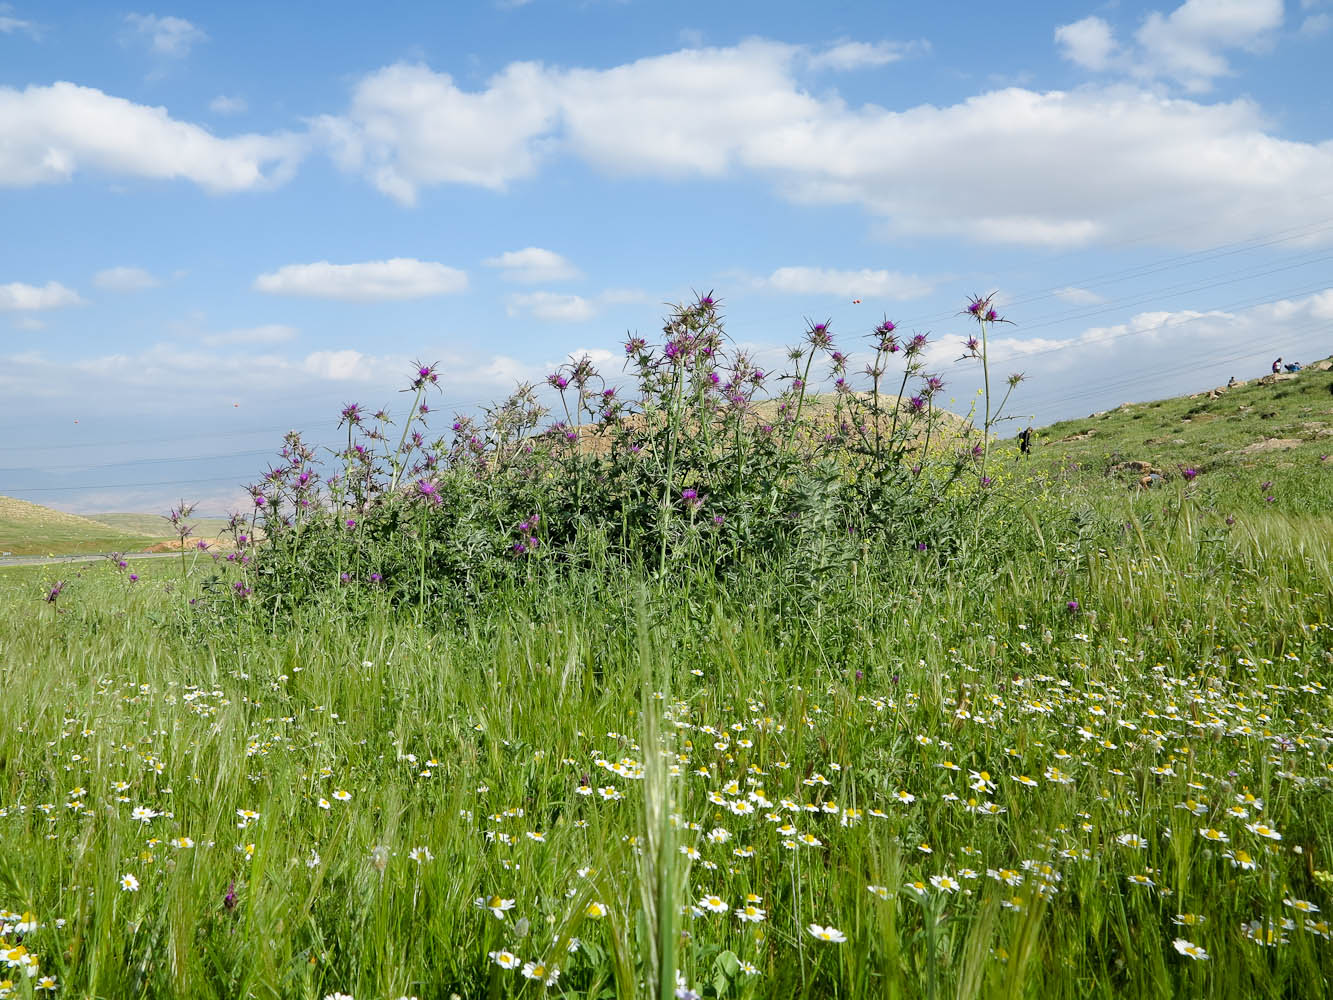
[
  {"left": 584, "top": 901, "right": 608, "bottom": 918},
  {"left": 1284, "top": 898, "right": 1319, "bottom": 914},
  {"left": 1127, "top": 874, "right": 1155, "bottom": 889},
  {"left": 930, "top": 874, "right": 961, "bottom": 893},
  {"left": 332, "top": 789, "right": 351, "bottom": 802},
  {"left": 130, "top": 806, "right": 158, "bottom": 823},
  {"left": 867, "top": 884, "right": 890, "bottom": 900},
  {"left": 698, "top": 894, "right": 728, "bottom": 914},
  {"left": 735, "top": 904, "right": 765, "bottom": 923},
  {"left": 318, "top": 797, "right": 331, "bottom": 810},
  {"left": 171, "top": 836, "right": 194, "bottom": 849},
  {"left": 1198, "top": 828, "right": 1229, "bottom": 843},
  {"left": 476, "top": 896, "right": 516, "bottom": 919},
  {"left": 1173, "top": 939, "right": 1208, "bottom": 960},
  {"left": 120, "top": 873, "right": 140, "bottom": 891},
  {"left": 408, "top": 846, "right": 433, "bottom": 863},
  {"left": 36, "top": 976, "right": 57, "bottom": 991},
  {"left": 1224, "top": 849, "right": 1257, "bottom": 870},
  {"left": 808, "top": 924, "right": 846, "bottom": 942},
  {"left": 520, "top": 962, "right": 559, "bottom": 985},
  {"left": 1246, "top": 822, "right": 1282, "bottom": 840},
  {"left": 484, "top": 948, "right": 522, "bottom": 971}
]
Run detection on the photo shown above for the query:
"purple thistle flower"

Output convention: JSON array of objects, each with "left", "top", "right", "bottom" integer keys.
[
  {"left": 45, "top": 581, "right": 63, "bottom": 603},
  {"left": 129, "top": 574, "right": 138, "bottom": 582},
  {"left": 681, "top": 489, "right": 698, "bottom": 501},
  {"left": 1067, "top": 599, "right": 1080, "bottom": 612},
  {"left": 224, "top": 882, "right": 237, "bottom": 910},
  {"left": 416, "top": 479, "right": 437, "bottom": 498},
  {"left": 369, "top": 572, "right": 382, "bottom": 583},
  {"left": 1182, "top": 467, "right": 1198, "bottom": 480}
]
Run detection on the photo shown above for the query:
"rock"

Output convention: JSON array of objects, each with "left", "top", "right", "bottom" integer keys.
[
  {"left": 1312, "top": 360, "right": 1332, "bottom": 372},
  {"left": 1239, "top": 438, "right": 1302, "bottom": 454},
  {"left": 1257, "top": 373, "right": 1298, "bottom": 385}
]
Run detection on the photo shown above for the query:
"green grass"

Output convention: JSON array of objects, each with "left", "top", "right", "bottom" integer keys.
[
  {"left": 1, "top": 496, "right": 1330, "bottom": 999},
  {"left": 0, "top": 495, "right": 153, "bottom": 557}
]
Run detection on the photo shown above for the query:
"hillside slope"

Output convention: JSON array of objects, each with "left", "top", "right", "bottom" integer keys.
[
  {"left": 0, "top": 496, "right": 154, "bottom": 557},
  {"left": 1028, "top": 358, "right": 1333, "bottom": 514}
]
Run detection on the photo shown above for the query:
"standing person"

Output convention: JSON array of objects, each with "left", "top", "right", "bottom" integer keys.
[
  {"left": 1272, "top": 357, "right": 1283, "bottom": 374},
  {"left": 1018, "top": 426, "right": 1033, "bottom": 455}
]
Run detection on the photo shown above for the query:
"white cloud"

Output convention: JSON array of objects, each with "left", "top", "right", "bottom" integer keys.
[
  {"left": 209, "top": 95, "right": 247, "bottom": 115},
  {"left": 253, "top": 258, "right": 468, "bottom": 301},
  {"left": 1301, "top": 13, "right": 1332, "bottom": 35},
  {"left": 1055, "top": 16, "right": 1119, "bottom": 71},
  {"left": 1053, "top": 286, "right": 1107, "bottom": 305},
  {"left": 506, "top": 288, "right": 650, "bottom": 322},
  {"left": 806, "top": 40, "right": 927, "bottom": 72},
  {"left": 762, "top": 266, "right": 934, "bottom": 300},
  {"left": 125, "top": 13, "right": 207, "bottom": 58},
  {"left": 315, "top": 43, "right": 1333, "bottom": 250},
  {"left": 506, "top": 291, "right": 596, "bottom": 322},
  {"left": 94, "top": 266, "right": 160, "bottom": 292},
  {"left": 312, "top": 61, "right": 562, "bottom": 203},
  {"left": 1134, "top": 0, "right": 1284, "bottom": 92},
  {"left": 199, "top": 324, "right": 297, "bottom": 348},
  {"left": 0, "top": 82, "right": 304, "bottom": 191},
  {"left": 0, "top": 280, "right": 83, "bottom": 311},
  {"left": 483, "top": 247, "right": 581, "bottom": 282}
]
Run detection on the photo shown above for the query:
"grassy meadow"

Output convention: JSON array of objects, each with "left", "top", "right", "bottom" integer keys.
[{"left": 1, "top": 302, "right": 1330, "bottom": 999}]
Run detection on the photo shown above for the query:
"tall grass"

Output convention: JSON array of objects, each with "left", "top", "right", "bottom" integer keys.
[{"left": 1, "top": 497, "right": 1330, "bottom": 998}]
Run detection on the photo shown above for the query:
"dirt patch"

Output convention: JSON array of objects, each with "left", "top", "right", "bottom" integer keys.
[
  {"left": 1059, "top": 429, "right": 1096, "bottom": 442},
  {"left": 1239, "top": 438, "right": 1302, "bottom": 454}
]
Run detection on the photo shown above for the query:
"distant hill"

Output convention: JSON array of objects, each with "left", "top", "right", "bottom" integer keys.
[
  {"left": 1029, "top": 357, "right": 1333, "bottom": 514},
  {"left": 84, "top": 512, "right": 232, "bottom": 539},
  {"left": 0, "top": 496, "right": 154, "bottom": 557}
]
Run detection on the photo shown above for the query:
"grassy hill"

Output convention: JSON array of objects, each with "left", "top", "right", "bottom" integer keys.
[
  {"left": 84, "top": 512, "right": 232, "bottom": 539},
  {"left": 1028, "top": 357, "right": 1333, "bottom": 515},
  {"left": 0, "top": 496, "right": 154, "bottom": 556}
]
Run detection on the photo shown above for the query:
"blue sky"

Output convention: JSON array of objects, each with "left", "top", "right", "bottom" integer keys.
[{"left": 2, "top": 0, "right": 1332, "bottom": 513}]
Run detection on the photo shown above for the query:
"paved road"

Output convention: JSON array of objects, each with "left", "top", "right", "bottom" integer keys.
[{"left": 0, "top": 551, "right": 183, "bottom": 569}]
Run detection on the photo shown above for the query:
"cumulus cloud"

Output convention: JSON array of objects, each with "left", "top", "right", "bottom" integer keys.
[
  {"left": 125, "top": 13, "right": 207, "bottom": 58},
  {"left": 253, "top": 258, "right": 468, "bottom": 301},
  {"left": 311, "top": 42, "right": 1333, "bottom": 250},
  {"left": 761, "top": 266, "right": 935, "bottom": 300},
  {"left": 806, "top": 40, "right": 927, "bottom": 71},
  {"left": 94, "top": 266, "right": 160, "bottom": 292},
  {"left": 1055, "top": 16, "right": 1119, "bottom": 71},
  {"left": 483, "top": 247, "right": 582, "bottom": 282},
  {"left": 0, "top": 82, "right": 304, "bottom": 191},
  {"left": 0, "top": 280, "right": 83, "bottom": 310},
  {"left": 311, "top": 61, "right": 561, "bottom": 202},
  {"left": 209, "top": 95, "right": 247, "bottom": 115},
  {"left": 1058, "top": 1, "right": 1286, "bottom": 92}
]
